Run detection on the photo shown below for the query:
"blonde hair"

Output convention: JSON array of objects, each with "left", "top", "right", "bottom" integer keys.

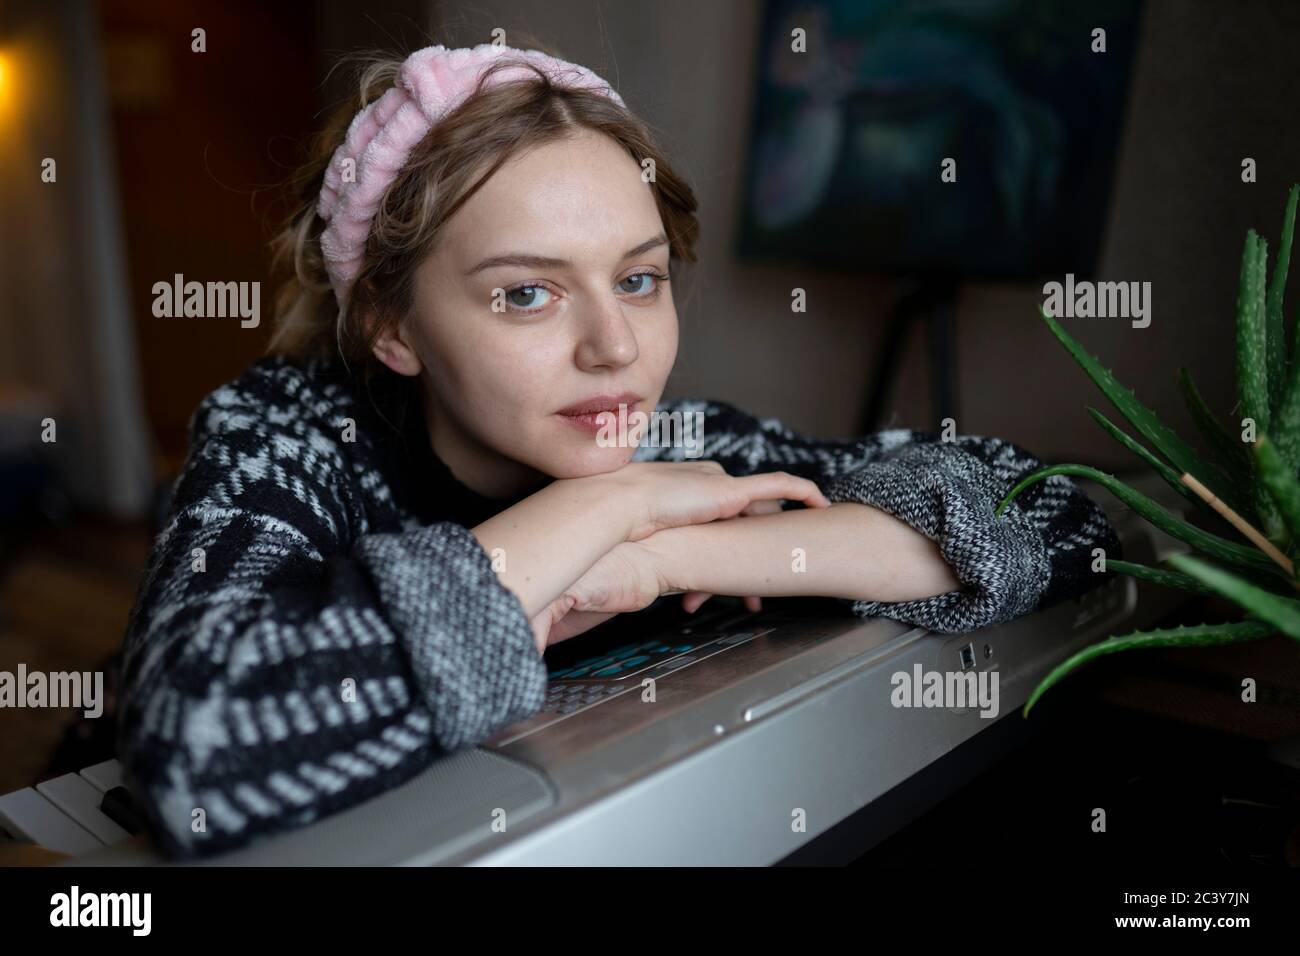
[{"left": 266, "top": 42, "right": 700, "bottom": 381}]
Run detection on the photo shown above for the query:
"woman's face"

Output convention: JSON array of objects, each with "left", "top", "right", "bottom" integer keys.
[{"left": 374, "top": 128, "right": 679, "bottom": 498}]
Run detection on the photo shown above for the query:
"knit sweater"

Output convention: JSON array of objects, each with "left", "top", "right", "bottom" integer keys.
[{"left": 116, "top": 355, "right": 1121, "bottom": 859}]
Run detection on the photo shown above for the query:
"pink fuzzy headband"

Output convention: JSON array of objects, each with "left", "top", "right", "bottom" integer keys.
[{"left": 317, "top": 43, "right": 626, "bottom": 312}]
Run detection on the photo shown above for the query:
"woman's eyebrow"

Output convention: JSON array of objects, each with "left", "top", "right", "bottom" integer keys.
[{"left": 463, "top": 233, "right": 668, "bottom": 276}]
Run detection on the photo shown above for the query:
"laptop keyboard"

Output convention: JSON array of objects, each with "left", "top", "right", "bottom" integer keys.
[{"left": 538, "top": 629, "right": 764, "bottom": 717}]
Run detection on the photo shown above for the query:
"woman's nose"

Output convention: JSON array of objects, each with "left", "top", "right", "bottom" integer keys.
[{"left": 573, "top": 295, "right": 640, "bottom": 370}]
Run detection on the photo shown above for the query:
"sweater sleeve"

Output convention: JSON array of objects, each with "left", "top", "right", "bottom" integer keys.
[
  {"left": 115, "top": 369, "right": 548, "bottom": 859},
  {"left": 636, "top": 398, "right": 1122, "bottom": 633}
]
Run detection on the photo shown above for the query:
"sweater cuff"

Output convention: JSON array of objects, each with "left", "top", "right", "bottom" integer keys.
[
  {"left": 354, "top": 522, "right": 548, "bottom": 748},
  {"left": 820, "top": 442, "right": 1051, "bottom": 633}
]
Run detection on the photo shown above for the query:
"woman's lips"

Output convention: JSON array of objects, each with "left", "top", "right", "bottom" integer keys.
[
  {"left": 555, "top": 392, "right": 643, "bottom": 416},
  {"left": 555, "top": 409, "right": 623, "bottom": 434},
  {"left": 555, "top": 393, "right": 643, "bottom": 435}
]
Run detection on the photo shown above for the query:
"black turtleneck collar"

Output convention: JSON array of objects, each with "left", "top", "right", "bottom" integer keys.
[{"left": 341, "top": 366, "right": 545, "bottom": 528}]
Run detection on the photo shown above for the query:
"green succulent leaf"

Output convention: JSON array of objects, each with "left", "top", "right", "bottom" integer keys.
[
  {"left": 1267, "top": 184, "right": 1299, "bottom": 414},
  {"left": 1254, "top": 474, "right": 1288, "bottom": 546},
  {"left": 1272, "top": 378, "right": 1300, "bottom": 474},
  {"left": 1272, "top": 192, "right": 1300, "bottom": 471},
  {"left": 1238, "top": 230, "right": 1270, "bottom": 435},
  {"left": 1166, "top": 552, "right": 1300, "bottom": 639},
  {"left": 1022, "top": 619, "right": 1277, "bottom": 716},
  {"left": 1254, "top": 435, "right": 1300, "bottom": 552},
  {"left": 1105, "top": 558, "right": 1216, "bottom": 595},
  {"left": 1038, "top": 304, "right": 1255, "bottom": 522},
  {"left": 1177, "top": 367, "right": 1252, "bottom": 479},
  {"left": 997, "top": 463, "right": 1281, "bottom": 575},
  {"left": 1086, "top": 406, "right": 1221, "bottom": 520}
]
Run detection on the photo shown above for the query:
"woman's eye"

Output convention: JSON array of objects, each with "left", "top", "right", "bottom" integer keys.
[
  {"left": 619, "top": 272, "right": 665, "bottom": 296},
  {"left": 505, "top": 285, "right": 552, "bottom": 310}
]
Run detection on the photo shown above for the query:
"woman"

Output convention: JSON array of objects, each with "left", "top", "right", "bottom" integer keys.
[{"left": 116, "top": 42, "right": 1120, "bottom": 859}]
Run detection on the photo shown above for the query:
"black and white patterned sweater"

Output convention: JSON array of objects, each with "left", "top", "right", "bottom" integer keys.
[{"left": 116, "top": 354, "right": 1121, "bottom": 859}]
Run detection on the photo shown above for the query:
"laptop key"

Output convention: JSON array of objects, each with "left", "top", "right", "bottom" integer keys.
[
  {"left": 36, "top": 773, "right": 130, "bottom": 846},
  {"left": 0, "top": 788, "right": 101, "bottom": 855},
  {"left": 99, "top": 786, "right": 146, "bottom": 836}
]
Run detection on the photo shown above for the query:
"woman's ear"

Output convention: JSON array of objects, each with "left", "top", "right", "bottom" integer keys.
[
  {"left": 371, "top": 323, "right": 423, "bottom": 377},
  {"left": 362, "top": 291, "right": 422, "bottom": 377}
]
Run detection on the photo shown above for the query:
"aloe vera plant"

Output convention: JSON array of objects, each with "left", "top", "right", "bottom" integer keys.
[{"left": 999, "top": 185, "right": 1300, "bottom": 716}]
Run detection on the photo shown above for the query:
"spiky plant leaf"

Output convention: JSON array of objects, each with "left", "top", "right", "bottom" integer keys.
[
  {"left": 1022, "top": 619, "right": 1277, "bottom": 716},
  {"left": 1105, "top": 558, "right": 1215, "bottom": 595},
  {"left": 1266, "top": 184, "right": 1299, "bottom": 414},
  {"left": 1177, "top": 367, "right": 1252, "bottom": 479},
  {"left": 1086, "top": 406, "right": 1221, "bottom": 520},
  {"left": 1166, "top": 552, "right": 1300, "bottom": 639},
  {"left": 1238, "top": 230, "right": 1270, "bottom": 435},
  {"left": 996, "top": 463, "right": 1281, "bottom": 575},
  {"left": 1270, "top": 190, "right": 1300, "bottom": 471},
  {"left": 1038, "top": 305, "right": 1255, "bottom": 521},
  {"left": 1254, "top": 435, "right": 1300, "bottom": 557},
  {"left": 1272, "top": 375, "right": 1300, "bottom": 474}
]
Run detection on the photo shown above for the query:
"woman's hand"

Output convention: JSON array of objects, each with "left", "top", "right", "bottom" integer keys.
[
  {"left": 532, "top": 536, "right": 713, "bottom": 650},
  {"left": 531, "top": 594, "right": 617, "bottom": 653},
  {"left": 530, "top": 504, "right": 773, "bottom": 651},
  {"left": 591, "top": 461, "right": 831, "bottom": 542},
  {"left": 531, "top": 541, "right": 666, "bottom": 652},
  {"left": 478, "top": 462, "right": 826, "bottom": 625}
]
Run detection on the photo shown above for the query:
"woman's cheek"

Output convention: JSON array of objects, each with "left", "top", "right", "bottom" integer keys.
[{"left": 648, "top": 309, "right": 679, "bottom": 377}]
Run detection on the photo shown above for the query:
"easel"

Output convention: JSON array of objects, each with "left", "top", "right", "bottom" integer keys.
[{"left": 860, "top": 275, "right": 960, "bottom": 434}]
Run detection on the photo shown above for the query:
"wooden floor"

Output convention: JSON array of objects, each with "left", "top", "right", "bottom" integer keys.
[{"left": 0, "top": 518, "right": 152, "bottom": 795}]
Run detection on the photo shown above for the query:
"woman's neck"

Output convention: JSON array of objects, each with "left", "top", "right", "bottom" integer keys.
[{"left": 420, "top": 387, "right": 549, "bottom": 501}]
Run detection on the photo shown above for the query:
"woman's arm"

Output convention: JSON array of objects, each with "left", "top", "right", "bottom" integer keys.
[
  {"left": 469, "top": 478, "right": 638, "bottom": 622},
  {"left": 472, "top": 461, "right": 829, "bottom": 631},
  {"left": 554, "top": 503, "right": 962, "bottom": 630},
  {"left": 629, "top": 398, "right": 1123, "bottom": 632},
  {"left": 640, "top": 502, "right": 963, "bottom": 604}
]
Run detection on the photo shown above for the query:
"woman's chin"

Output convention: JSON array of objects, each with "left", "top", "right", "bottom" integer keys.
[{"left": 543, "top": 440, "right": 637, "bottom": 479}]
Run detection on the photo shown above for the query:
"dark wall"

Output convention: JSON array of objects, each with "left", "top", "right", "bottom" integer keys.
[{"left": 101, "top": 0, "right": 429, "bottom": 471}]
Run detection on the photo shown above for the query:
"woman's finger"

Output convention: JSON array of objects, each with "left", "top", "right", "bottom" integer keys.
[
  {"left": 683, "top": 592, "right": 762, "bottom": 614},
  {"left": 682, "top": 591, "right": 713, "bottom": 614},
  {"left": 531, "top": 594, "right": 576, "bottom": 652},
  {"left": 737, "top": 472, "right": 831, "bottom": 509},
  {"left": 739, "top": 499, "right": 783, "bottom": 517},
  {"left": 549, "top": 608, "right": 619, "bottom": 645}
]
